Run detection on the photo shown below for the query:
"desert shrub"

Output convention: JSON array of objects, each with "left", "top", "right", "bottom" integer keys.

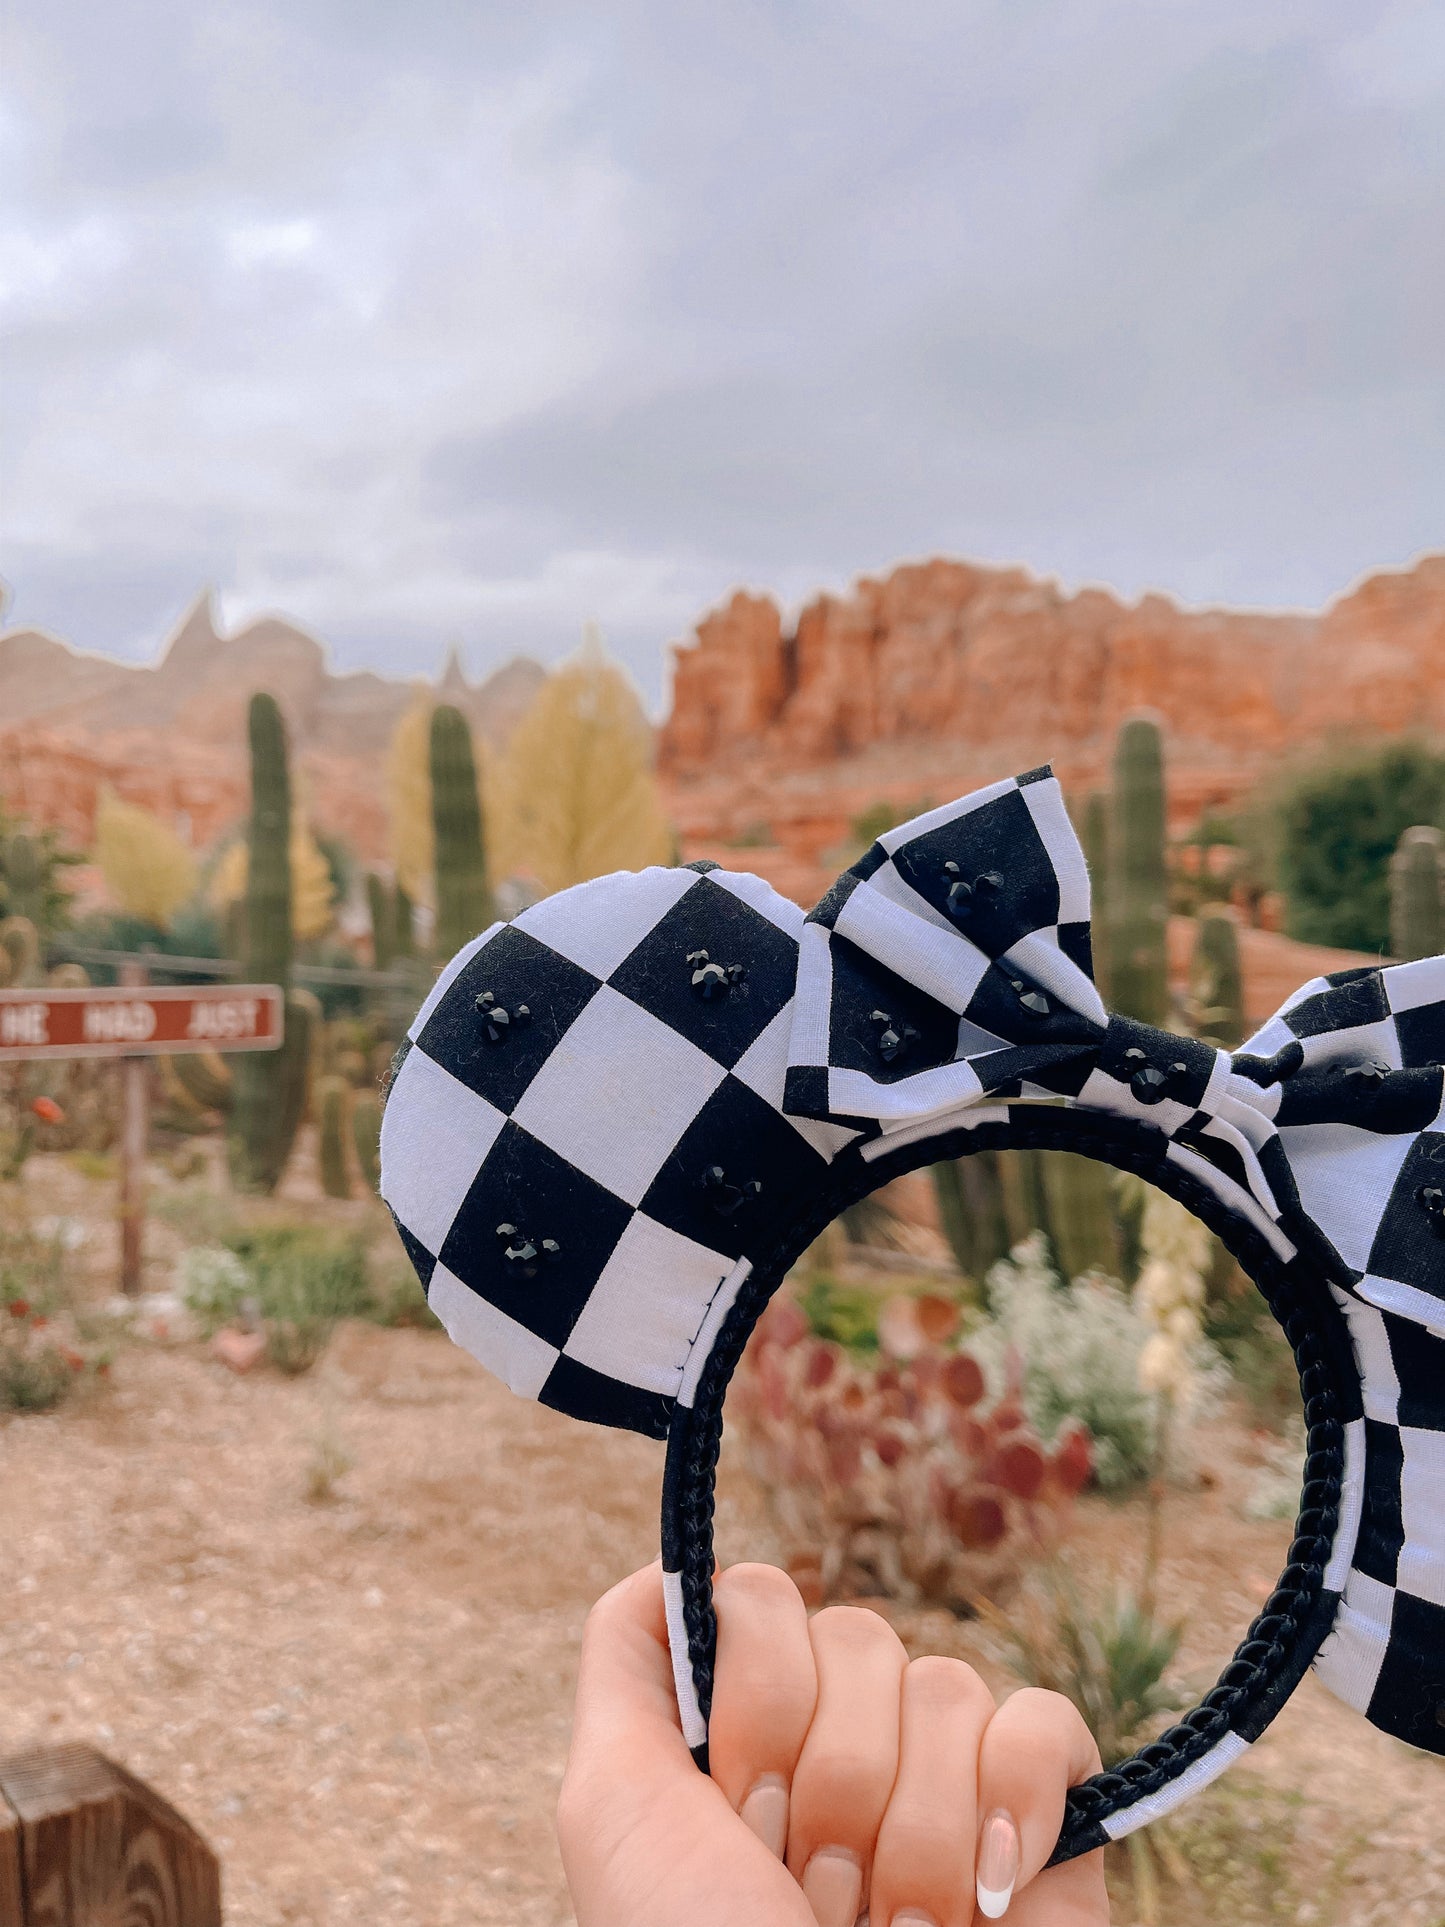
[
  {"left": 1203, "top": 1263, "right": 1299, "bottom": 1430},
  {"left": 367, "top": 1253, "right": 440, "bottom": 1330},
  {"left": 0, "top": 1223, "right": 109, "bottom": 1413},
  {"left": 1269, "top": 740, "right": 1445, "bottom": 950},
  {"left": 967, "top": 1235, "right": 1160, "bottom": 1489},
  {"left": 180, "top": 1224, "right": 373, "bottom": 1371},
  {"left": 732, "top": 1292, "right": 1092, "bottom": 1610}
]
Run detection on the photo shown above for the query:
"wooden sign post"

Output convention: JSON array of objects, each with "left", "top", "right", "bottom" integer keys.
[{"left": 0, "top": 981, "right": 283, "bottom": 1295}]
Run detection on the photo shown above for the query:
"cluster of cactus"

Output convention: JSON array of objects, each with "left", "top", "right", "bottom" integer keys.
[
  {"left": 1390, "top": 825, "right": 1444, "bottom": 962},
  {"left": 429, "top": 704, "right": 494, "bottom": 959},
  {"left": 933, "top": 1147, "right": 1118, "bottom": 1291},
  {"left": 227, "top": 693, "right": 316, "bottom": 1195},
  {"left": 732, "top": 1291, "right": 1092, "bottom": 1610}
]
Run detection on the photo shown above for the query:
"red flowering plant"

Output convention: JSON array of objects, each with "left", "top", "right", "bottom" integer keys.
[
  {"left": 730, "top": 1288, "right": 1092, "bottom": 1611},
  {"left": 0, "top": 1224, "right": 110, "bottom": 1414}
]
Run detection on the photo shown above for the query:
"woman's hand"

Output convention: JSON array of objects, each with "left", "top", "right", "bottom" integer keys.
[{"left": 558, "top": 1561, "right": 1109, "bottom": 1927}]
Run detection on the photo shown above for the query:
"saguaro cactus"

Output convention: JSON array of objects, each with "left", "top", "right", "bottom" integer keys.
[
  {"left": 229, "top": 694, "right": 310, "bottom": 1193},
  {"left": 367, "top": 874, "right": 395, "bottom": 971},
  {"left": 317, "top": 1075, "right": 352, "bottom": 1199},
  {"left": 1191, "top": 908, "right": 1246, "bottom": 1047},
  {"left": 393, "top": 881, "right": 415, "bottom": 959},
  {"left": 1107, "top": 717, "right": 1169, "bottom": 1026},
  {"left": 1042, "top": 1152, "right": 1119, "bottom": 1282},
  {"left": 429, "top": 705, "right": 494, "bottom": 959},
  {"left": 352, "top": 1091, "right": 382, "bottom": 1193},
  {"left": 1079, "top": 789, "right": 1111, "bottom": 1000},
  {"left": 932, "top": 1150, "right": 1014, "bottom": 1290},
  {"left": 1390, "top": 826, "right": 1445, "bottom": 962}
]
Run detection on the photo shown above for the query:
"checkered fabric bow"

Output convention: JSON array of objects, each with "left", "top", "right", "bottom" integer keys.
[{"left": 784, "top": 764, "right": 1445, "bottom": 1338}]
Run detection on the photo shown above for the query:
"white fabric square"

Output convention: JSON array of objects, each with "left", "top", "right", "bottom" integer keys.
[
  {"left": 512, "top": 985, "right": 726, "bottom": 1205},
  {"left": 406, "top": 924, "right": 504, "bottom": 1040},
  {"left": 514, "top": 866, "right": 699, "bottom": 980},
  {"left": 1314, "top": 1569, "right": 1394, "bottom": 1715},
  {"left": 1276, "top": 1121, "right": 1414, "bottom": 1273},
  {"left": 733, "top": 1006, "right": 856, "bottom": 1159},
  {"left": 1298, "top": 1017, "right": 1402, "bottom": 1073},
  {"left": 380, "top": 1048, "right": 506, "bottom": 1255},
  {"left": 563, "top": 1212, "right": 733, "bottom": 1396},
  {"left": 1385, "top": 954, "right": 1445, "bottom": 1014},
  {"left": 867, "top": 859, "right": 958, "bottom": 935},
  {"left": 835, "top": 881, "right": 989, "bottom": 1015},
  {"left": 710, "top": 868, "right": 806, "bottom": 937},
  {"left": 427, "top": 1261, "right": 559, "bottom": 1399},
  {"left": 1397, "top": 1428, "right": 1445, "bottom": 1608},
  {"left": 1020, "top": 776, "right": 1093, "bottom": 926}
]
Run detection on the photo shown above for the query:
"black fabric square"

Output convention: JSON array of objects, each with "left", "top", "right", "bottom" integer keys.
[
  {"left": 826, "top": 933, "right": 962, "bottom": 1084},
  {"left": 1385, "top": 1310, "right": 1445, "bottom": 1431},
  {"left": 641, "top": 1074, "right": 831, "bottom": 1262},
  {"left": 1354, "top": 1417, "right": 1405, "bottom": 1587},
  {"left": 389, "top": 1208, "right": 437, "bottom": 1290},
  {"left": 540, "top": 1354, "right": 674, "bottom": 1440},
  {"left": 889, "top": 786, "right": 1059, "bottom": 958},
  {"left": 962, "top": 960, "right": 1101, "bottom": 1053},
  {"left": 1058, "top": 919, "right": 1094, "bottom": 980},
  {"left": 417, "top": 925, "right": 603, "bottom": 1114},
  {"left": 1366, "top": 1589, "right": 1445, "bottom": 1755},
  {"left": 1365, "top": 1133, "right": 1445, "bottom": 1300},
  {"left": 1395, "top": 1001, "right": 1445, "bottom": 1071},
  {"left": 1287, "top": 972, "right": 1388, "bottom": 1039},
  {"left": 784, "top": 1064, "right": 830, "bottom": 1117},
  {"left": 438, "top": 1120, "right": 633, "bottom": 1348},
  {"left": 1276, "top": 1065, "right": 1443, "bottom": 1135},
  {"left": 608, "top": 873, "right": 797, "bottom": 1070}
]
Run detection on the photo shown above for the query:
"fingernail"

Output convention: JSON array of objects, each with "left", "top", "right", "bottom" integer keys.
[
  {"left": 890, "top": 1913, "right": 938, "bottom": 1926},
  {"left": 802, "top": 1846, "right": 863, "bottom": 1927},
  {"left": 738, "top": 1776, "right": 789, "bottom": 1858},
  {"left": 976, "top": 1807, "right": 1020, "bottom": 1919}
]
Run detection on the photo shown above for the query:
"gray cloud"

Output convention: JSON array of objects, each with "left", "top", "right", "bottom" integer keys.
[{"left": 3, "top": 1, "right": 1442, "bottom": 707}]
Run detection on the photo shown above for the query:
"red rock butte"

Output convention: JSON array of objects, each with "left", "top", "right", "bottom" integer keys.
[{"left": 660, "top": 553, "right": 1445, "bottom": 901}]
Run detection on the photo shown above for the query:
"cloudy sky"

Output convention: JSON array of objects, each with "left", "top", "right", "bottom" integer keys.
[{"left": 3, "top": 2, "right": 1443, "bottom": 707}]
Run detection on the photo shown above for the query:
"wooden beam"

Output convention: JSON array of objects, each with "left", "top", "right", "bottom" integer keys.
[
  {"left": 0, "top": 1744, "right": 221, "bottom": 1927},
  {"left": 0, "top": 1782, "right": 21, "bottom": 1927}
]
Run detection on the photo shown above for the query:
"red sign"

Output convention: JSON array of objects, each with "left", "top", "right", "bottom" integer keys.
[{"left": 0, "top": 985, "right": 285, "bottom": 1062}]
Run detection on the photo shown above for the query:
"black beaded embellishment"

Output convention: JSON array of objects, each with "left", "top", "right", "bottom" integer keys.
[
  {"left": 870, "top": 1008, "right": 920, "bottom": 1065},
  {"left": 687, "top": 950, "right": 746, "bottom": 1001},
  {"left": 700, "top": 1165, "right": 762, "bottom": 1218},
  {"left": 1008, "top": 978, "right": 1052, "bottom": 1019},
  {"left": 475, "top": 989, "right": 531, "bottom": 1044},
  {"left": 1339, "top": 1062, "right": 1389, "bottom": 1087},
  {"left": 1419, "top": 1185, "right": 1445, "bottom": 1239},
  {"left": 1123, "top": 1047, "right": 1191, "bottom": 1106},
  {"left": 942, "top": 863, "right": 1003, "bottom": 922},
  {"left": 495, "top": 1222, "right": 561, "bottom": 1277}
]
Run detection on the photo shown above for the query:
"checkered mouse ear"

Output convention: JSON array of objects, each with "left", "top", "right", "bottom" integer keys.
[{"left": 379, "top": 862, "right": 853, "bottom": 1439}]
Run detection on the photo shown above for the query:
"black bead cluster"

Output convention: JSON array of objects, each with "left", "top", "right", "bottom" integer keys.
[
  {"left": 870, "top": 1007, "right": 919, "bottom": 1064},
  {"left": 1008, "top": 978, "right": 1052, "bottom": 1019},
  {"left": 1419, "top": 1184, "right": 1445, "bottom": 1240},
  {"left": 495, "top": 1222, "right": 561, "bottom": 1277},
  {"left": 1123, "top": 1046, "right": 1190, "bottom": 1106},
  {"left": 475, "top": 989, "right": 531, "bottom": 1044},
  {"left": 1337, "top": 1061, "right": 1388, "bottom": 1087},
  {"left": 699, "top": 1165, "right": 762, "bottom": 1218},
  {"left": 687, "top": 949, "right": 746, "bottom": 1001},
  {"left": 942, "top": 862, "right": 1002, "bottom": 923}
]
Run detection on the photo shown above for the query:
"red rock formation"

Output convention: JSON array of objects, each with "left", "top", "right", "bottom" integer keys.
[{"left": 660, "top": 554, "right": 1445, "bottom": 894}]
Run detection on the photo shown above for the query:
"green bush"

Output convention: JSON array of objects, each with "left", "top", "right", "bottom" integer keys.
[
  {"left": 180, "top": 1223, "right": 374, "bottom": 1372},
  {"left": 1272, "top": 741, "right": 1445, "bottom": 951}
]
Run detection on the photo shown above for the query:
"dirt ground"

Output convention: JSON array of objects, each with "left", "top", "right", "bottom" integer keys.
[{"left": 2, "top": 1149, "right": 1444, "bottom": 1926}]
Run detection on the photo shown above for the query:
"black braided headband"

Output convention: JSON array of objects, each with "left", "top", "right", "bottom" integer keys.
[
  {"left": 379, "top": 764, "right": 1445, "bottom": 1862},
  {"left": 662, "top": 1105, "right": 1352, "bottom": 1865}
]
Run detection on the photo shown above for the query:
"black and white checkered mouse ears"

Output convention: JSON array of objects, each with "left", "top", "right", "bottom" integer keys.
[{"left": 381, "top": 764, "right": 1445, "bottom": 1865}]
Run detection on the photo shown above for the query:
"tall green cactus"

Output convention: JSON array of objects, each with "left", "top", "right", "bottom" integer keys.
[
  {"left": 1107, "top": 717, "right": 1170, "bottom": 1026},
  {"left": 429, "top": 705, "right": 494, "bottom": 960},
  {"left": 229, "top": 694, "right": 309, "bottom": 1193},
  {"left": 352, "top": 1091, "right": 382, "bottom": 1193},
  {"left": 367, "top": 874, "right": 395, "bottom": 971},
  {"left": 393, "top": 881, "right": 415, "bottom": 958},
  {"left": 1042, "top": 1151, "right": 1120, "bottom": 1281},
  {"left": 1192, "top": 908, "right": 1246, "bottom": 1047},
  {"left": 1079, "top": 789, "right": 1111, "bottom": 1000},
  {"left": 932, "top": 1150, "right": 1013, "bottom": 1291},
  {"left": 1389, "top": 826, "right": 1445, "bottom": 962},
  {"left": 318, "top": 1075, "right": 352, "bottom": 1199}
]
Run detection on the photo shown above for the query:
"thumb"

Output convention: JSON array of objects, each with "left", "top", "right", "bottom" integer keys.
[{"left": 570, "top": 1562, "right": 695, "bottom": 1783}]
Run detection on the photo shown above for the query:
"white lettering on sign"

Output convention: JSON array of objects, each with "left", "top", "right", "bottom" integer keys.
[
  {"left": 187, "top": 998, "right": 260, "bottom": 1041},
  {"left": 0, "top": 1004, "right": 48, "bottom": 1046},
  {"left": 82, "top": 1001, "right": 158, "bottom": 1044}
]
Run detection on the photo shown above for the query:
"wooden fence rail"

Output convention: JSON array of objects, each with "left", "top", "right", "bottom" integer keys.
[{"left": 0, "top": 1745, "right": 221, "bottom": 1927}]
